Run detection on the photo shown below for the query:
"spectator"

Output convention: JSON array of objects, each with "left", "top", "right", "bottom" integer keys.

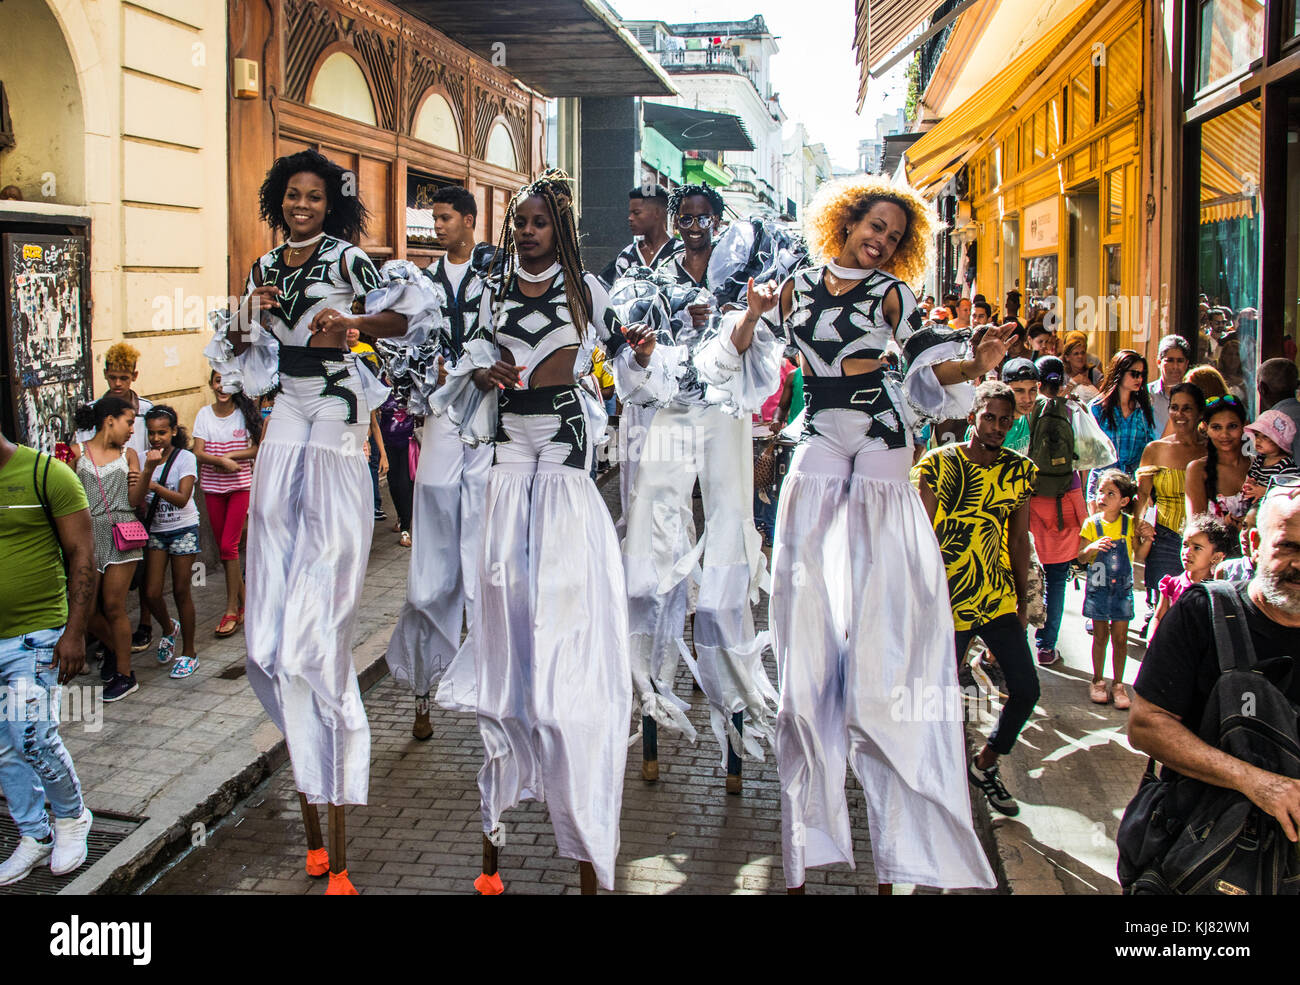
[
  {"left": 929, "top": 305, "right": 952, "bottom": 325},
  {"left": 1086, "top": 350, "right": 1159, "bottom": 503},
  {"left": 1135, "top": 382, "right": 1206, "bottom": 635},
  {"left": 1215, "top": 504, "right": 1258, "bottom": 581},
  {"left": 1077, "top": 470, "right": 1154, "bottom": 708},
  {"left": 1026, "top": 356, "right": 1088, "bottom": 665},
  {"left": 1129, "top": 487, "right": 1300, "bottom": 851},
  {"left": 1028, "top": 320, "right": 1058, "bottom": 357},
  {"left": 1004, "top": 289, "right": 1023, "bottom": 329},
  {"left": 1217, "top": 337, "right": 1247, "bottom": 400},
  {"left": 916, "top": 381, "right": 1041, "bottom": 817},
  {"left": 1185, "top": 363, "right": 1229, "bottom": 400},
  {"left": 0, "top": 430, "right": 96, "bottom": 886},
  {"left": 952, "top": 297, "right": 972, "bottom": 330},
  {"left": 1257, "top": 358, "right": 1300, "bottom": 460},
  {"left": 1187, "top": 395, "right": 1251, "bottom": 549},
  {"left": 1148, "top": 513, "right": 1233, "bottom": 642},
  {"left": 72, "top": 397, "right": 147, "bottom": 702},
  {"left": 1148, "top": 334, "right": 1191, "bottom": 435},
  {"left": 378, "top": 392, "right": 416, "bottom": 548},
  {"left": 971, "top": 300, "right": 992, "bottom": 327},
  {"left": 139, "top": 406, "right": 200, "bottom": 679},
  {"left": 1061, "top": 330, "right": 1102, "bottom": 403},
  {"left": 1004, "top": 321, "right": 1033, "bottom": 362},
  {"left": 966, "top": 358, "right": 1037, "bottom": 454},
  {"left": 1241, "top": 409, "right": 1298, "bottom": 506},
  {"left": 192, "top": 371, "right": 259, "bottom": 638},
  {"left": 753, "top": 355, "right": 799, "bottom": 545},
  {"left": 347, "top": 326, "right": 388, "bottom": 520}
]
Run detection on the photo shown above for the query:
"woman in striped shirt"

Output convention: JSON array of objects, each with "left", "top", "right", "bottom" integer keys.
[{"left": 192, "top": 371, "right": 261, "bottom": 637}]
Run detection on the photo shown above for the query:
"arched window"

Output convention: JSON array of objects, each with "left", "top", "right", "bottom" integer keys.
[
  {"left": 412, "top": 92, "right": 460, "bottom": 151},
  {"left": 484, "top": 120, "right": 518, "bottom": 170},
  {"left": 308, "top": 52, "right": 377, "bottom": 126}
]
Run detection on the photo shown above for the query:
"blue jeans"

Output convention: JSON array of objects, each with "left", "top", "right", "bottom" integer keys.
[
  {"left": 0, "top": 626, "right": 85, "bottom": 839},
  {"left": 1035, "top": 561, "right": 1071, "bottom": 651},
  {"left": 368, "top": 438, "right": 382, "bottom": 511}
]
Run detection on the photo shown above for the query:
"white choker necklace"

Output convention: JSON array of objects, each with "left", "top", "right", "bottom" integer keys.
[
  {"left": 825, "top": 260, "right": 871, "bottom": 280},
  {"left": 516, "top": 261, "right": 562, "bottom": 283},
  {"left": 286, "top": 232, "right": 325, "bottom": 249}
]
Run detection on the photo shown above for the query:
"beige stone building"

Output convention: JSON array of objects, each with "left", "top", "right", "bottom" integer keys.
[{"left": 0, "top": 0, "right": 228, "bottom": 443}]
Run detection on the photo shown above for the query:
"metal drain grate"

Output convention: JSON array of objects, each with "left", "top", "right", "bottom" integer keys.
[
  {"left": 217, "top": 662, "right": 246, "bottom": 680},
  {"left": 0, "top": 808, "right": 144, "bottom": 895}
]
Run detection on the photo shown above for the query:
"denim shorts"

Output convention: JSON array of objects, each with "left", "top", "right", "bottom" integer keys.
[
  {"left": 147, "top": 524, "right": 200, "bottom": 555},
  {"left": 1082, "top": 575, "right": 1135, "bottom": 622}
]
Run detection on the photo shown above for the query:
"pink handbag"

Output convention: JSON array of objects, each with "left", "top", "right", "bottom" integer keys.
[
  {"left": 407, "top": 436, "right": 420, "bottom": 478},
  {"left": 85, "top": 444, "right": 149, "bottom": 550}
]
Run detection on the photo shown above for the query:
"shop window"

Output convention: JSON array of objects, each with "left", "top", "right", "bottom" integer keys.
[
  {"left": 412, "top": 92, "right": 460, "bottom": 152},
  {"left": 1071, "top": 70, "right": 1092, "bottom": 139},
  {"left": 980, "top": 160, "right": 987, "bottom": 195},
  {"left": 308, "top": 52, "right": 377, "bottom": 126},
  {"left": 1197, "top": 100, "right": 1260, "bottom": 401},
  {"left": 1106, "top": 167, "right": 1124, "bottom": 233},
  {"left": 1049, "top": 97, "right": 1061, "bottom": 155},
  {"left": 1106, "top": 25, "right": 1141, "bottom": 113},
  {"left": 1103, "top": 244, "right": 1123, "bottom": 337},
  {"left": 1196, "top": 0, "right": 1265, "bottom": 92},
  {"left": 1024, "top": 254, "right": 1059, "bottom": 316}
]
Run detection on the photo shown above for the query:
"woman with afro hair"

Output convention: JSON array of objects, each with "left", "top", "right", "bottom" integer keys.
[
  {"left": 732, "top": 175, "right": 1011, "bottom": 893},
  {"left": 205, "top": 149, "right": 438, "bottom": 894}
]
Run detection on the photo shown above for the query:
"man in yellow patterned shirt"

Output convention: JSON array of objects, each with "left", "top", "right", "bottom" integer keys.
[{"left": 916, "top": 381, "right": 1040, "bottom": 817}]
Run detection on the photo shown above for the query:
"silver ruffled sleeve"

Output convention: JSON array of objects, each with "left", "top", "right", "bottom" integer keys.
[
  {"left": 365, "top": 260, "right": 445, "bottom": 347},
  {"left": 901, "top": 336, "right": 974, "bottom": 423},
  {"left": 692, "top": 307, "right": 784, "bottom": 417},
  {"left": 203, "top": 306, "right": 280, "bottom": 397},
  {"left": 612, "top": 343, "right": 686, "bottom": 407},
  {"left": 428, "top": 337, "right": 500, "bottom": 446}
]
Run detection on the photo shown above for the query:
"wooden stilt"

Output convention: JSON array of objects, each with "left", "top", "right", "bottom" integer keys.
[
  {"left": 641, "top": 715, "right": 659, "bottom": 781},
  {"left": 474, "top": 833, "right": 505, "bottom": 894},
  {"left": 412, "top": 693, "right": 432, "bottom": 741},
  {"left": 299, "top": 793, "right": 324, "bottom": 850},
  {"left": 328, "top": 804, "right": 346, "bottom": 873},
  {"left": 482, "top": 833, "right": 499, "bottom": 876},
  {"left": 579, "top": 861, "right": 598, "bottom": 895},
  {"left": 725, "top": 711, "right": 743, "bottom": 794},
  {"left": 787, "top": 884, "right": 806, "bottom": 895},
  {"left": 877, "top": 883, "right": 893, "bottom": 896}
]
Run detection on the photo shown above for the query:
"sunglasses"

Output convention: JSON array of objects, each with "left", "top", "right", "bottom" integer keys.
[
  {"left": 1264, "top": 472, "right": 1300, "bottom": 497},
  {"left": 1205, "top": 395, "right": 1244, "bottom": 411},
  {"left": 676, "top": 214, "right": 715, "bottom": 229},
  {"left": 1125, "top": 368, "right": 1146, "bottom": 378}
]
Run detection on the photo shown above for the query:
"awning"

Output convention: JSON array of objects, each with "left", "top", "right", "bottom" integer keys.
[
  {"left": 643, "top": 102, "right": 754, "bottom": 152},
  {"left": 407, "top": 207, "right": 437, "bottom": 243},
  {"left": 390, "top": 0, "right": 675, "bottom": 97},
  {"left": 853, "top": 0, "right": 947, "bottom": 107},
  {"left": 1199, "top": 102, "right": 1260, "bottom": 226},
  {"left": 903, "top": 0, "right": 1103, "bottom": 195}
]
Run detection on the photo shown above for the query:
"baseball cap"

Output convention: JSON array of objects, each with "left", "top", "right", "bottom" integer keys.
[
  {"left": 1245, "top": 409, "right": 1297, "bottom": 451},
  {"left": 1001, "top": 357, "right": 1040, "bottom": 382}
]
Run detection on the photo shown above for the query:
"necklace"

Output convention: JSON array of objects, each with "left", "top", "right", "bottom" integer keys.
[
  {"left": 284, "top": 232, "right": 324, "bottom": 263},
  {"left": 516, "top": 261, "right": 562, "bottom": 283},
  {"left": 825, "top": 260, "right": 871, "bottom": 281}
]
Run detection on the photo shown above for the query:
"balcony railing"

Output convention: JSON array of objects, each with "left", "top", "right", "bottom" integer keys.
[{"left": 660, "top": 47, "right": 764, "bottom": 95}]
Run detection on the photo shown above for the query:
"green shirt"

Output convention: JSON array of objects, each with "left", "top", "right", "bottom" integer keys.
[{"left": 0, "top": 446, "right": 89, "bottom": 637}]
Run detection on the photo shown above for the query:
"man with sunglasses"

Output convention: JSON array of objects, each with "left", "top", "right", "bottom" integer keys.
[{"left": 1130, "top": 479, "right": 1300, "bottom": 851}]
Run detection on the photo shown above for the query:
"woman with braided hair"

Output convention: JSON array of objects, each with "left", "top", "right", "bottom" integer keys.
[
  {"left": 735, "top": 175, "right": 1005, "bottom": 893},
  {"left": 431, "top": 169, "right": 656, "bottom": 894}
]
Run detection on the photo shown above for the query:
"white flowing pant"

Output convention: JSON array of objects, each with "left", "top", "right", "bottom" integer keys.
[
  {"left": 244, "top": 370, "right": 373, "bottom": 806},
  {"left": 384, "top": 413, "right": 492, "bottom": 698},
  {"left": 472, "top": 387, "right": 631, "bottom": 890},
  {"left": 771, "top": 412, "right": 995, "bottom": 889},
  {"left": 624, "top": 401, "right": 773, "bottom": 764}
]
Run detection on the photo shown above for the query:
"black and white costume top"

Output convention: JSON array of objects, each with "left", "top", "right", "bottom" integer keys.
[
  {"left": 599, "top": 237, "right": 682, "bottom": 288},
  {"left": 204, "top": 236, "right": 439, "bottom": 402},
  {"left": 423, "top": 251, "right": 490, "bottom": 363},
  {"left": 431, "top": 266, "right": 638, "bottom": 447}
]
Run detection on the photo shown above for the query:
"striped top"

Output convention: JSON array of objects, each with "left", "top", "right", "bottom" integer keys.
[{"left": 192, "top": 404, "right": 253, "bottom": 492}]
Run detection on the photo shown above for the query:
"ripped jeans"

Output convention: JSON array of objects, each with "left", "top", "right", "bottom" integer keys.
[{"left": 0, "top": 626, "right": 85, "bottom": 839}]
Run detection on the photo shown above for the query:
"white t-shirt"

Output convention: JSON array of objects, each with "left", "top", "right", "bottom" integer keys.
[
  {"left": 192, "top": 404, "right": 253, "bottom": 492},
  {"left": 144, "top": 448, "right": 199, "bottom": 533},
  {"left": 443, "top": 258, "right": 470, "bottom": 296}
]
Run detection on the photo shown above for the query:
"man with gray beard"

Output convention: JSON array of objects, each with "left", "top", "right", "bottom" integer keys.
[{"left": 1129, "top": 485, "right": 1300, "bottom": 842}]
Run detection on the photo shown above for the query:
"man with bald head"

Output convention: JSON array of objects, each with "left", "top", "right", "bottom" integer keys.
[
  {"left": 1257, "top": 357, "right": 1300, "bottom": 461},
  {"left": 1129, "top": 486, "right": 1300, "bottom": 846}
]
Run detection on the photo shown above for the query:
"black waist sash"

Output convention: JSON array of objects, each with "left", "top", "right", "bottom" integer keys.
[{"left": 801, "top": 369, "right": 907, "bottom": 449}]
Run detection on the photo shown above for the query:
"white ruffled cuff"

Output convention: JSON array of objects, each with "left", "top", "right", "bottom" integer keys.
[
  {"left": 903, "top": 339, "right": 973, "bottom": 422},
  {"left": 428, "top": 338, "right": 499, "bottom": 446},
  {"left": 613, "top": 343, "right": 686, "bottom": 407},
  {"left": 203, "top": 307, "right": 280, "bottom": 397},
  {"left": 365, "top": 260, "right": 447, "bottom": 347},
  {"left": 693, "top": 309, "right": 783, "bottom": 417}
]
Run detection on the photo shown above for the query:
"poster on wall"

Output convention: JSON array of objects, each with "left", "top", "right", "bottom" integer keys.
[{"left": 3, "top": 232, "right": 91, "bottom": 452}]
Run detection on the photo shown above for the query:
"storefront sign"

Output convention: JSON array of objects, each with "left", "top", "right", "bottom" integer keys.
[{"left": 1022, "top": 197, "right": 1059, "bottom": 251}]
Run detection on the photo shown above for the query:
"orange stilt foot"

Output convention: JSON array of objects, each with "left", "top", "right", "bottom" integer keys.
[
  {"left": 474, "top": 871, "right": 505, "bottom": 895},
  {"left": 305, "top": 847, "right": 330, "bottom": 877},
  {"left": 325, "top": 869, "right": 358, "bottom": 895}
]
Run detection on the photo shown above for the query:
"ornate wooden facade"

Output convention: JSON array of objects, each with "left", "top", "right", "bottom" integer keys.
[{"left": 227, "top": 0, "right": 545, "bottom": 292}]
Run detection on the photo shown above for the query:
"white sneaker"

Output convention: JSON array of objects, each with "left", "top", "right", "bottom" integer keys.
[
  {"left": 0, "top": 836, "right": 53, "bottom": 886},
  {"left": 50, "top": 808, "right": 93, "bottom": 876}
]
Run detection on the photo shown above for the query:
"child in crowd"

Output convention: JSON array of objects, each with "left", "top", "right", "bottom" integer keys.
[
  {"left": 1240, "top": 409, "right": 1297, "bottom": 504},
  {"left": 1150, "top": 513, "right": 1234, "bottom": 642},
  {"left": 192, "top": 371, "right": 260, "bottom": 638},
  {"left": 1215, "top": 505, "right": 1258, "bottom": 581},
  {"left": 139, "top": 406, "right": 200, "bottom": 679},
  {"left": 1077, "top": 470, "right": 1154, "bottom": 709}
]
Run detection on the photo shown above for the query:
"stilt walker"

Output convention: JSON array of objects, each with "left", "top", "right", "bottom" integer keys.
[
  {"left": 737, "top": 175, "right": 1003, "bottom": 893},
  {"left": 206, "top": 150, "right": 435, "bottom": 894},
  {"left": 380, "top": 186, "right": 494, "bottom": 737},
  {"left": 431, "top": 170, "right": 645, "bottom": 894}
]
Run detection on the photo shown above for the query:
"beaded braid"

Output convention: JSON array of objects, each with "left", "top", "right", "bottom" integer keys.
[{"left": 489, "top": 168, "right": 593, "bottom": 340}]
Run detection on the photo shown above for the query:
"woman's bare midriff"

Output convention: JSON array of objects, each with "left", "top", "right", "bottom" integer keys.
[
  {"left": 501, "top": 344, "right": 578, "bottom": 388},
  {"left": 841, "top": 356, "right": 886, "bottom": 376}
]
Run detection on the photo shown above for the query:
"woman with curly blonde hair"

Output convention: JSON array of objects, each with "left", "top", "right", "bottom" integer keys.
[{"left": 715, "top": 175, "right": 1010, "bottom": 893}]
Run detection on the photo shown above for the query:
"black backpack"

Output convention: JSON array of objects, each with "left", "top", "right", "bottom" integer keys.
[
  {"left": 1027, "top": 396, "right": 1075, "bottom": 526},
  {"left": 1116, "top": 581, "right": 1300, "bottom": 895}
]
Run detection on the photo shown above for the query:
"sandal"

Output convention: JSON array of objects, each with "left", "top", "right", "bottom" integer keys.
[
  {"left": 215, "top": 613, "right": 239, "bottom": 638},
  {"left": 1089, "top": 679, "right": 1111, "bottom": 705}
]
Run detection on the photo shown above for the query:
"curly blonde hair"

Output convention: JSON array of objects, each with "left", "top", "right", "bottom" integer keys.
[
  {"left": 104, "top": 341, "right": 140, "bottom": 373},
  {"left": 803, "top": 175, "right": 937, "bottom": 287}
]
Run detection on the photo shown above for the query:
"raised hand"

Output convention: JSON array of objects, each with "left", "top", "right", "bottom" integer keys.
[
  {"left": 746, "top": 277, "right": 780, "bottom": 316},
  {"left": 624, "top": 324, "right": 657, "bottom": 367},
  {"left": 972, "top": 322, "right": 1015, "bottom": 376}
]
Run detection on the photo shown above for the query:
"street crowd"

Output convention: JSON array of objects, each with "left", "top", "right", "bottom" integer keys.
[{"left": 2, "top": 155, "right": 1298, "bottom": 895}]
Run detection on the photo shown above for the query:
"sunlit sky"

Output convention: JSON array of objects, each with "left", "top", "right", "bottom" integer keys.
[{"left": 609, "top": 0, "right": 908, "bottom": 170}]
